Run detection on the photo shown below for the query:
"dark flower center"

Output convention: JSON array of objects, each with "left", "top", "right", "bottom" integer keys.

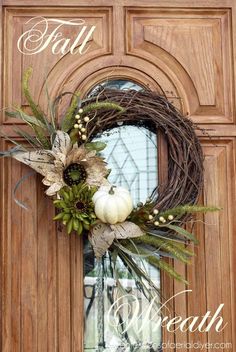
[
  {"left": 76, "top": 201, "right": 86, "bottom": 210},
  {"left": 63, "top": 163, "right": 87, "bottom": 186}
]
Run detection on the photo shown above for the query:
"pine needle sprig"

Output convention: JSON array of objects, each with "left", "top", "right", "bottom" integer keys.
[
  {"left": 159, "top": 205, "right": 221, "bottom": 219},
  {"left": 61, "top": 92, "right": 81, "bottom": 132}
]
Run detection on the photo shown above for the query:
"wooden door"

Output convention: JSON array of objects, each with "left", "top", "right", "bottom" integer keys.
[{"left": 0, "top": 1, "right": 235, "bottom": 351}]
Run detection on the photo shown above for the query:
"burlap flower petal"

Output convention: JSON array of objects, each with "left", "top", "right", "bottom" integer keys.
[
  {"left": 42, "top": 170, "right": 65, "bottom": 195},
  {"left": 42, "top": 170, "right": 64, "bottom": 184},
  {"left": 52, "top": 152, "right": 67, "bottom": 165},
  {"left": 45, "top": 182, "right": 65, "bottom": 196},
  {"left": 66, "top": 145, "right": 98, "bottom": 166},
  {"left": 83, "top": 158, "right": 109, "bottom": 186},
  {"left": 66, "top": 144, "right": 86, "bottom": 165}
]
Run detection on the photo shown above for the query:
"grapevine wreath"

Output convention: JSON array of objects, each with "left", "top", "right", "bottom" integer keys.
[{"left": 0, "top": 68, "right": 218, "bottom": 291}]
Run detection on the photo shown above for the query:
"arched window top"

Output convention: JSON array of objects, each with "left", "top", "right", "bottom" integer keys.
[{"left": 88, "top": 79, "right": 144, "bottom": 94}]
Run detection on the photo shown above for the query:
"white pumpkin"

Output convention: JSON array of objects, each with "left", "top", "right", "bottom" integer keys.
[{"left": 92, "top": 185, "right": 133, "bottom": 225}]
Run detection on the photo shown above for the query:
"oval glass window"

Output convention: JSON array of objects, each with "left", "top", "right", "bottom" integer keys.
[{"left": 84, "top": 80, "right": 161, "bottom": 352}]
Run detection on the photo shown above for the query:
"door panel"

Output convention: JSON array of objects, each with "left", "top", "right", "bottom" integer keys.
[
  {"left": 1, "top": 143, "right": 84, "bottom": 351},
  {"left": 179, "top": 139, "right": 235, "bottom": 350},
  {"left": 126, "top": 8, "right": 233, "bottom": 122},
  {"left": 1, "top": 1, "right": 236, "bottom": 351}
]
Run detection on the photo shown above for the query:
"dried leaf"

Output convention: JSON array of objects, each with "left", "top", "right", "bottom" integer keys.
[
  {"left": 12, "top": 150, "right": 55, "bottom": 176},
  {"left": 89, "top": 222, "right": 115, "bottom": 258},
  {"left": 111, "top": 221, "right": 144, "bottom": 239},
  {"left": 89, "top": 221, "right": 144, "bottom": 258}
]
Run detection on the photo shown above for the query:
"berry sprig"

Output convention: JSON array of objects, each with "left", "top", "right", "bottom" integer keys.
[
  {"left": 73, "top": 108, "right": 90, "bottom": 141},
  {"left": 129, "top": 198, "right": 176, "bottom": 229},
  {"left": 147, "top": 208, "right": 175, "bottom": 227}
]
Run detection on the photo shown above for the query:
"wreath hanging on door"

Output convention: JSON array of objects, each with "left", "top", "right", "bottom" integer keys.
[{"left": 0, "top": 68, "right": 218, "bottom": 289}]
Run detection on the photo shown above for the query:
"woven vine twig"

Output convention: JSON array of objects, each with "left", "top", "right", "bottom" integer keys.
[{"left": 82, "top": 89, "right": 204, "bottom": 213}]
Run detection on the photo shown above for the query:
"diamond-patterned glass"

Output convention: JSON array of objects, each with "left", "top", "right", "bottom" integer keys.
[{"left": 84, "top": 80, "right": 161, "bottom": 352}]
